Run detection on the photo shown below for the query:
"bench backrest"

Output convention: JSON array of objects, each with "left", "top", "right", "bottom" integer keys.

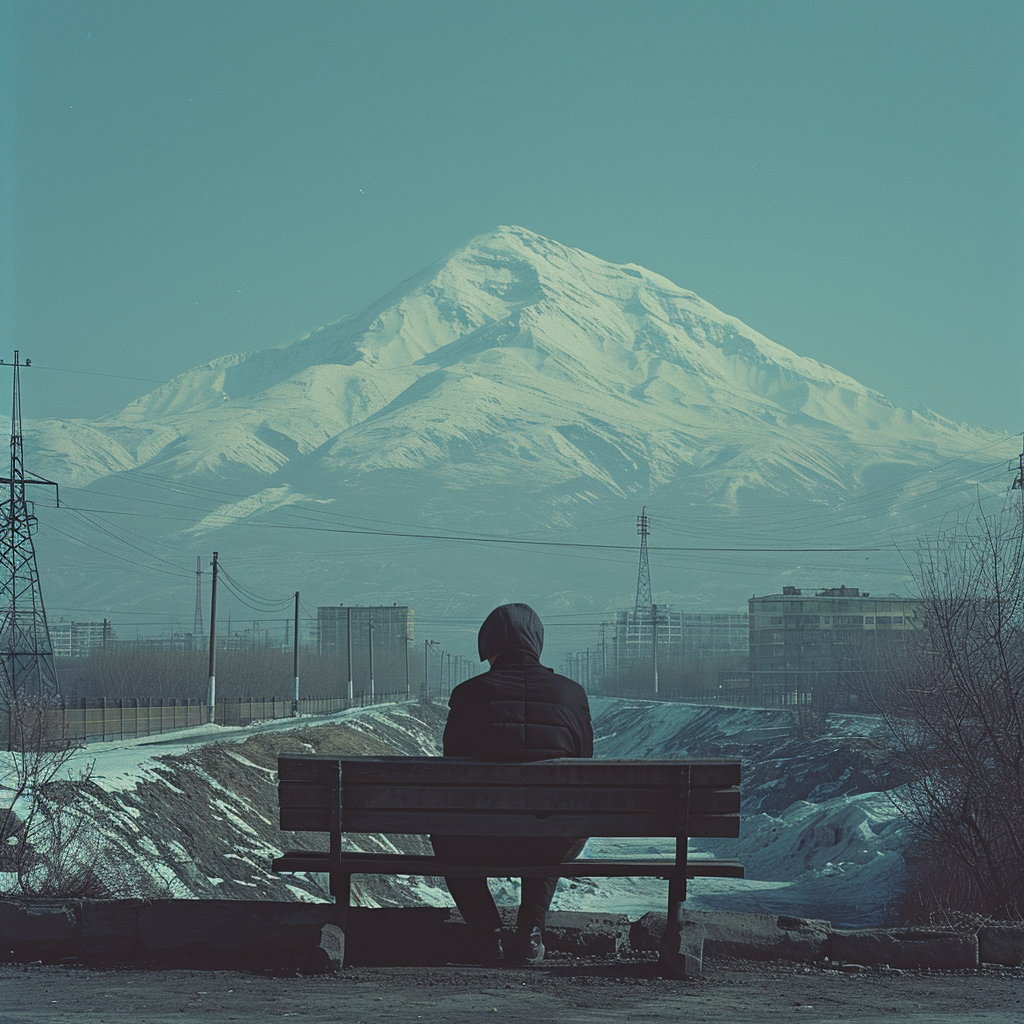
[{"left": 278, "top": 755, "right": 740, "bottom": 839}]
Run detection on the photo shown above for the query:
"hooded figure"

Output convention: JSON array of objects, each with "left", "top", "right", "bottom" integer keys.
[
  {"left": 441, "top": 602, "right": 592, "bottom": 761},
  {"left": 432, "top": 603, "right": 592, "bottom": 965}
]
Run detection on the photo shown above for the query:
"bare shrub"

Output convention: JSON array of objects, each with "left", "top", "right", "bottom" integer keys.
[
  {"left": 880, "top": 497, "right": 1024, "bottom": 920},
  {"left": 60, "top": 647, "right": 412, "bottom": 702},
  {"left": 0, "top": 695, "right": 105, "bottom": 896}
]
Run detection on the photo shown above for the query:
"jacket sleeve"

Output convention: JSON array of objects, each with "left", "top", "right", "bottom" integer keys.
[
  {"left": 577, "top": 695, "right": 594, "bottom": 758},
  {"left": 442, "top": 685, "right": 475, "bottom": 756}
]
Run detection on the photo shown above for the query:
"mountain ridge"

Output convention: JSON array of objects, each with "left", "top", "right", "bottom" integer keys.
[
  {"left": 25, "top": 226, "right": 1015, "bottom": 628},
  {"left": 29, "top": 225, "right": 1002, "bottom": 491}
]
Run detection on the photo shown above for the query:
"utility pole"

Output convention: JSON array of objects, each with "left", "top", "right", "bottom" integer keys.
[
  {"left": 0, "top": 353, "right": 60, "bottom": 704},
  {"left": 652, "top": 602, "right": 659, "bottom": 695},
  {"left": 346, "top": 607, "right": 353, "bottom": 702},
  {"left": 424, "top": 639, "right": 440, "bottom": 702},
  {"left": 193, "top": 556, "right": 203, "bottom": 638},
  {"left": 600, "top": 623, "right": 607, "bottom": 685},
  {"left": 404, "top": 634, "right": 411, "bottom": 699},
  {"left": 423, "top": 639, "right": 430, "bottom": 701},
  {"left": 368, "top": 613, "right": 375, "bottom": 701},
  {"left": 207, "top": 551, "right": 219, "bottom": 723},
  {"left": 292, "top": 591, "right": 300, "bottom": 707}
]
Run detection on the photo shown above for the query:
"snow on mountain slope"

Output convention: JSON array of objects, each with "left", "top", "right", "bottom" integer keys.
[
  {"left": 27, "top": 225, "right": 1004, "bottom": 495},
  {"left": 26, "top": 418, "right": 177, "bottom": 489}
]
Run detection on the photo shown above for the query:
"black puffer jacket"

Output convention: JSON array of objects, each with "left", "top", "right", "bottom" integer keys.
[{"left": 442, "top": 604, "right": 592, "bottom": 761}]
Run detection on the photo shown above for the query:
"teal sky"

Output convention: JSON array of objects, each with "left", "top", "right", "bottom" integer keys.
[{"left": 3, "top": 0, "right": 1022, "bottom": 433}]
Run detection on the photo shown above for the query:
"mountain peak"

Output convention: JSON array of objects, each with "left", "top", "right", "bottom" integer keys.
[{"left": 27, "top": 227, "right": 1007, "bottom": 496}]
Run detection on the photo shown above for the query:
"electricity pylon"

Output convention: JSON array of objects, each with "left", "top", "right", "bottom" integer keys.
[
  {"left": 634, "top": 506, "right": 652, "bottom": 614},
  {"left": 0, "top": 353, "right": 60, "bottom": 701}
]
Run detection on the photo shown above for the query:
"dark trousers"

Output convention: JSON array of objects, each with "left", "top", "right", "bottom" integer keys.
[{"left": 430, "top": 835, "right": 587, "bottom": 934}]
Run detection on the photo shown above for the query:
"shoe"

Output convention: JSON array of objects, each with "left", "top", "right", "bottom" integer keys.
[
  {"left": 480, "top": 927, "right": 504, "bottom": 965},
  {"left": 508, "top": 926, "right": 544, "bottom": 965}
]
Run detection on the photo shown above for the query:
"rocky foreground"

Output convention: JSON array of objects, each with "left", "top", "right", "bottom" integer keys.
[{"left": 1, "top": 956, "right": 1022, "bottom": 1024}]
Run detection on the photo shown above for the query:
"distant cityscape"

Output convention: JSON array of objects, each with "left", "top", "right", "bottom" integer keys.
[{"left": 50, "top": 583, "right": 923, "bottom": 710}]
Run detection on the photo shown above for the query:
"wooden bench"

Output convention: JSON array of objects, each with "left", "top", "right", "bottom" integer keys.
[{"left": 272, "top": 754, "right": 743, "bottom": 976}]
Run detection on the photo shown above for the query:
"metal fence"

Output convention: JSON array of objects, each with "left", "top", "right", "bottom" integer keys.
[{"left": 3, "top": 691, "right": 412, "bottom": 748}]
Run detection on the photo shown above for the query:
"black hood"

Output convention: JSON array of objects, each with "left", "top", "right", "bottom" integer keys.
[{"left": 477, "top": 603, "right": 544, "bottom": 661}]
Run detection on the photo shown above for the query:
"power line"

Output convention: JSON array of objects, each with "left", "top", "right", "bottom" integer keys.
[
  {"left": 23, "top": 364, "right": 169, "bottom": 386},
  {"left": 251, "top": 518, "right": 888, "bottom": 554},
  {"left": 48, "top": 500, "right": 890, "bottom": 554},
  {"left": 39, "top": 519, "right": 194, "bottom": 580},
  {"left": 216, "top": 562, "right": 294, "bottom": 613}
]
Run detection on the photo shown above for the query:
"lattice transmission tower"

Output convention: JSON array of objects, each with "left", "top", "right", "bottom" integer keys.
[
  {"left": 634, "top": 506, "right": 652, "bottom": 614},
  {"left": 0, "top": 353, "right": 60, "bottom": 701}
]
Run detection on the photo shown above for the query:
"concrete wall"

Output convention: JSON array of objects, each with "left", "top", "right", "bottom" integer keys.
[{"left": 2, "top": 900, "right": 1021, "bottom": 972}]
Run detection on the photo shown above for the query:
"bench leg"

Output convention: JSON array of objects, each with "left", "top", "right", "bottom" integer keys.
[
  {"left": 659, "top": 877, "right": 705, "bottom": 979},
  {"left": 320, "top": 872, "right": 351, "bottom": 971}
]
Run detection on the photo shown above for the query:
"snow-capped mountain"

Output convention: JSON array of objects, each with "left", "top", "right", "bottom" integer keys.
[{"left": 26, "top": 227, "right": 1015, "bottom": 635}]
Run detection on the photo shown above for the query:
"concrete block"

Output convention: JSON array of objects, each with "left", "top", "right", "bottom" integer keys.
[
  {"left": 316, "top": 924, "right": 345, "bottom": 972},
  {"left": 632, "top": 910, "right": 830, "bottom": 962},
  {"left": 543, "top": 912, "right": 630, "bottom": 956},
  {"left": 659, "top": 919, "right": 705, "bottom": 979},
  {"left": 0, "top": 899, "right": 78, "bottom": 962},
  {"left": 978, "top": 925, "right": 1024, "bottom": 967},
  {"left": 343, "top": 907, "right": 461, "bottom": 966},
  {"left": 342, "top": 908, "right": 631, "bottom": 966},
  {"left": 830, "top": 928, "right": 978, "bottom": 969},
  {"left": 79, "top": 899, "right": 141, "bottom": 962},
  {"left": 135, "top": 900, "right": 338, "bottom": 971}
]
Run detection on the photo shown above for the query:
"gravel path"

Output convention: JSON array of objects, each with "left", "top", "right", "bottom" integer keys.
[{"left": 1, "top": 957, "right": 1021, "bottom": 1024}]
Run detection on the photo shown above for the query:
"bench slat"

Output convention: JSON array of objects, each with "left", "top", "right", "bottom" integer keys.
[
  {"left": 272, "top": 850, "right": 745, "bottom": 880},
  {"left": 280, "top": 807, "right": 739, "bottom": 838},
  {"left": 277, "top": 755, "right": 740, "bottom": 789},
  {"left": 344, "top": 785, "right": 738, "bottom": 815},
  {"left": 277, "top": 782, "right": 739, "bottom": 815}
]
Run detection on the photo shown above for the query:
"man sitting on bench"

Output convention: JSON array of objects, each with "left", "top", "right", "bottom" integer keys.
[{"left": 431, "top": 603, "right": 593, "bottom": 965}]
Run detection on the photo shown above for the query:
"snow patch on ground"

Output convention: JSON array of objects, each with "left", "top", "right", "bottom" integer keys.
[{"left": 2, "top": 698, "right": 906, "bottom": 926}]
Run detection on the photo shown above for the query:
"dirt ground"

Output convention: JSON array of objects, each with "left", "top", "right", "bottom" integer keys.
[{"left": 1, "top": 955, "right": 1021, "bottom": 1024}]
